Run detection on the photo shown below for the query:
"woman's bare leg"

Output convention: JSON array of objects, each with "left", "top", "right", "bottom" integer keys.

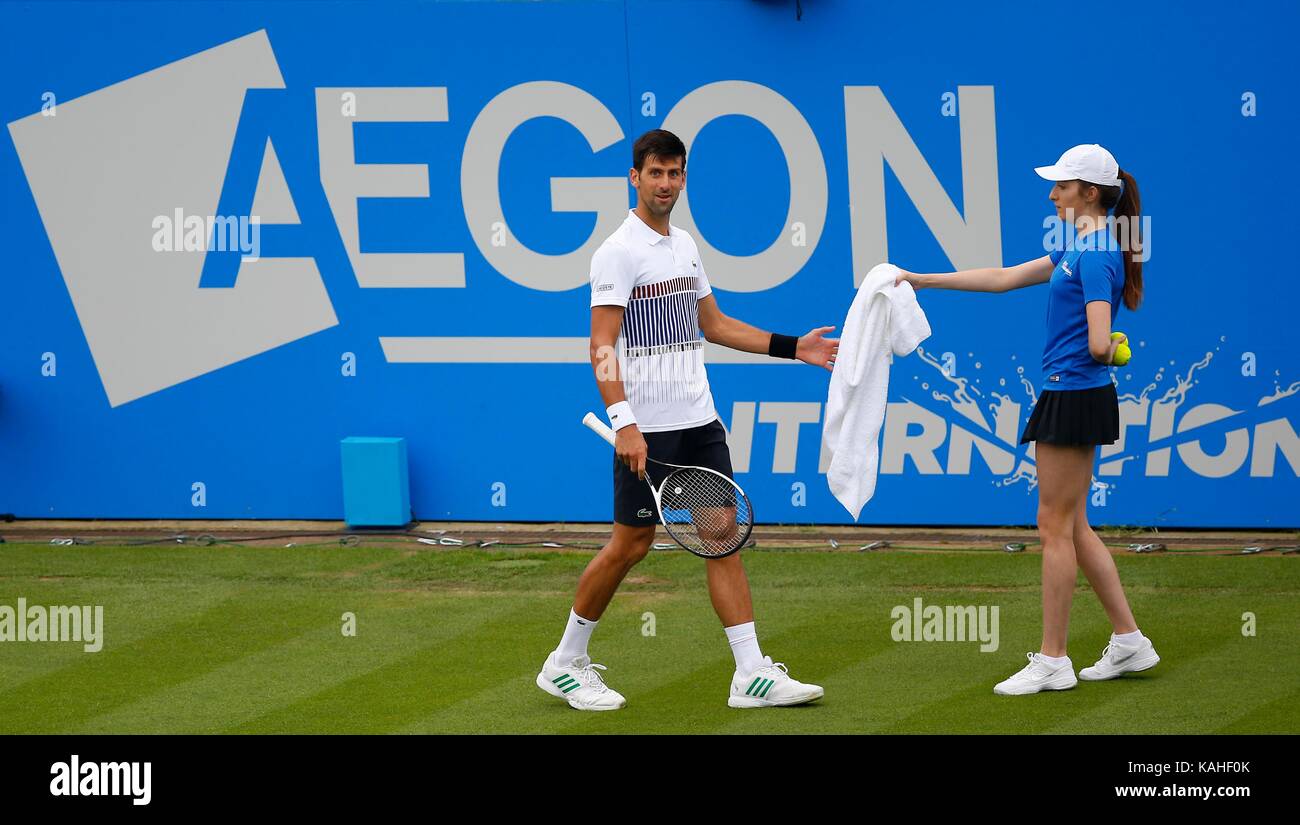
[
  {"left": 1034, "top": 442, "right": 1096, "bottom": 657},
  {"left": 1071, "top": 495, "right": 1139, "bottom": 634}
]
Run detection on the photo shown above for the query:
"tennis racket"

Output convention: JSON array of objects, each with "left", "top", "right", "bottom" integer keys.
[{"left": 582, "top": 412, "right": 754, "bottom": 559}]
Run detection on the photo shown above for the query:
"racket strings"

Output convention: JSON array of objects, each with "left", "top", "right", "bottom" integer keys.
[{"left": 657, "top": 468, "right": 752, "bottom": 557}]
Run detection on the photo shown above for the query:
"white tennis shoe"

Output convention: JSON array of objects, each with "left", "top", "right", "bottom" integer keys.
[
  {"left": 536, "top": 653, "right": 627, "bottom": 711},
  {"left": 993, "top": 652, "right": 1078, "bottom": 695},
  {"left": 728, "top": 657, "right": 824, "bottom": 708},
  {"left": 1079, "top": 637, "right": 1161, "bottom": 681}
]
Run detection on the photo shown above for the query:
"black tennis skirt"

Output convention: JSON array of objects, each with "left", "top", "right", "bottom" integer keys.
[{"left": 1019, "top": 383, "right": 1120, "bottom": 446}]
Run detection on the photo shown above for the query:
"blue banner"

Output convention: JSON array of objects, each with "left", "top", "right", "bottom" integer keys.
[{"left": 2, "top": 0, "right": 1296, "bottom": 526}]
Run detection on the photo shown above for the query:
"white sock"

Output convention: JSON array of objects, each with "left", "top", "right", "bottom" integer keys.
[
  {"left": 724, "top": 621, "right": 765, "bottom": 675},
  {"left": 554, "top": 609, "right": 597, "bottom": 663},
  {"left": 1112, "top": 629, "right": 1144, "bottom": 646},
  {"left": 1037, "top": 653, "right": 1070, "bottom": 667}
]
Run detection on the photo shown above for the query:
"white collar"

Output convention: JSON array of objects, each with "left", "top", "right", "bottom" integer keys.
[{"left": 626, "top": 209, "right": 673, "bottom": 245}]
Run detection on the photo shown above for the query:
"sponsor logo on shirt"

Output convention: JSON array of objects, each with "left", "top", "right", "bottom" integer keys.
[
  {"left": 1048, "top": 374, "right": 1061, "bottom": 382},
  {"left": 1061, "top": 260, "right": 1073, "bottom": 277},
  {"left": 638, "top": 508, "right": 653, "bottom": 518},
  {"left": 596, "top": 282, "right": 615, "bottom": 292}
]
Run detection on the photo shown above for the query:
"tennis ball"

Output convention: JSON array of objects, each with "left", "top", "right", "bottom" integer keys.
[{"left": 1110, "top": 331, "right": 1131, "bottom": 366}]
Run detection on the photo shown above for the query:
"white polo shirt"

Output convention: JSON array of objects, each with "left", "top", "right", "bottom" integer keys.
[{"left": 589, "top": 210, "right": 718, "bottom": 432}]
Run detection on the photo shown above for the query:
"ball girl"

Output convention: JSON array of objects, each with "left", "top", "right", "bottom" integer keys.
[{"left": 895, "top": 144, "right": 1160, "bottom": 695}]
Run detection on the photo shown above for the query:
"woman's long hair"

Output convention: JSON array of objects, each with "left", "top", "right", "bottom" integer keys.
[{"left": 1092, "top": 170, "right": 1143, "bottom": 310}]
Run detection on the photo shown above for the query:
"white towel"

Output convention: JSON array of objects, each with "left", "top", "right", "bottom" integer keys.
[{"left": 823, "top": 263, "right": 932, "bottom": 520}]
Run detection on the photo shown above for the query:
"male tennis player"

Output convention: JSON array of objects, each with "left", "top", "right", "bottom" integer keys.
[{"left": 536, "top": 129, "right": 837, "bottom": 710}]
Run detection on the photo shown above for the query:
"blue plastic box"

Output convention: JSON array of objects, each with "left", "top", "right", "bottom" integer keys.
[{"left": 340, "top": 437, "right": 411, "bottom": 527}]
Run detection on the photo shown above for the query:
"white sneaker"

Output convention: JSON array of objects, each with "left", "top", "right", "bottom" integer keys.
[
  {"left": 1079, "top": 637, "right": 1160, "bottom": 681},
  {"left": 993, "top": 652, "right": 1078, "bottom": 695},
  {"left": 536, "top": 653, "right": 627, "bottom": 711},
  {"left": 728, "top": 656, "right": 824, "bottom": 708}
]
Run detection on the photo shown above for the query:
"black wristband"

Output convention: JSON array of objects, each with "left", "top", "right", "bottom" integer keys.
[{"left": 769, "top": 333, "right": 799, "bottom": 360}]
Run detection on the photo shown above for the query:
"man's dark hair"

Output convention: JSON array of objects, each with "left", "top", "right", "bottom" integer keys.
[{"left": 632, "top": 129, "right": 686, "bottom": 172}]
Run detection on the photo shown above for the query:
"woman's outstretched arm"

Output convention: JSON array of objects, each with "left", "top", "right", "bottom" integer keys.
[{"left": 894, "top": 255, "right": 1055, "bottom": 293}]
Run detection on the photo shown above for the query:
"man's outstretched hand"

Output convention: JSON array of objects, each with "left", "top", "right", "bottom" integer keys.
[{"left": 797, "top": 326, "right": 839, "bottom": 372}]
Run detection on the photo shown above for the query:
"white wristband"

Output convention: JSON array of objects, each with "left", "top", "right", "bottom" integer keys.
[{"left": 606, "top": 401, "right": 636, "bottom": 431}]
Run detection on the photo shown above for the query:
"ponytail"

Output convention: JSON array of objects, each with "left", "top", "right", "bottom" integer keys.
[{"left": 1100, "top": 169, "right": 1144, "bottom": 310}]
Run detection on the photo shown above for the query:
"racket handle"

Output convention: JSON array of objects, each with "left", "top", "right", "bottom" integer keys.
[{"left": 582, "top": 411, "right": 618, "bottom": 447}]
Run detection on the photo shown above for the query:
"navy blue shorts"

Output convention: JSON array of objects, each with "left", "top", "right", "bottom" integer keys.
[{"left": 613, "top": 418, "right": 735, "bottom": 526}]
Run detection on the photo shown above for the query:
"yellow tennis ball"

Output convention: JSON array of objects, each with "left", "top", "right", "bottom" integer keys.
[{"left": 1110, "top": 331, "right": 1131, "bottom": 366}]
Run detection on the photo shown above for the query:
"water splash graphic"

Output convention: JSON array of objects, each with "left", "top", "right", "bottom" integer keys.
[{"left": 899, "top": 336, "right": 1297, "bottom": 496}]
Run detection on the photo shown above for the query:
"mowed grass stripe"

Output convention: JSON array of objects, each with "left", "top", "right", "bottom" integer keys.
[
  {"left": 718, "top": 581, "right": 1038, "bottom": 733},
  {"left": 230, "top": 601, "right": 547, "bottom": 734},
  {"left": 1049, "top": 595, "right": 1300, "bottom": 734},
  {"left": 875, "top": 638, "right": 1140, "bottom": 734},
  {"left": 545, "top": 587, "right": 852, "bottom": 734},
  {"left": 402, "top": 596, "right": 739, "bottom": 733},
  {"left": 76, "top": 591, "right": 502, "bottom": 734},
  {"left": 1043, "top": 637, "right": 1247, "bottom": 734},
  {"left": 1217, "top": 686, "right": 1300, "bottom": 734},
  {"left": 874, "top": 592, "right": 1242, "bottom": 734},
  {"left": 0, "top": 586, "right": 334, "bottom": 733},
  {"left": 0, "top": 542, "right": 423, "bottom": 699},
  {"left": 714, "top": 613, "right": 935, "bottom": 734},
  {"left": 638, "top": 613, "right": 873, "bottom": 734},
  {"left": 0, "top": 544, "right": 405, "bottom": 590},
  {"left": 0, "top": 580, "right": 243, "bottom": 693}
]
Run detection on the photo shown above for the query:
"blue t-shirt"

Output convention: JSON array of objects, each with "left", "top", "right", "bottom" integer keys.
[{"left": 1042, "top": 229, "right": 1125, "bottom": 390}]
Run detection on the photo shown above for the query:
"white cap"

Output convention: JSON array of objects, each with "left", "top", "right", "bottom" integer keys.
[{"left": 1034, "top": 144, "right": 1122, "bottom": 188}]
